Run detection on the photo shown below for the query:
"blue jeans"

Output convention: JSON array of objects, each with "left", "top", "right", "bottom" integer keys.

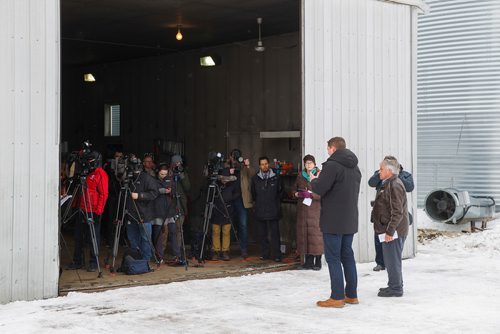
[
  {"left": 323, "top": 233, "right": 358, "bottom": 300},
  {"left": 126, "top": 220, "right": 153, "bottom": 261},
  {"left": 232, "top": 198, "right": 248, "bottom": 252}
]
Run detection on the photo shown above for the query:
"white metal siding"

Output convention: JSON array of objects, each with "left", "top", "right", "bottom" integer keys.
[
  {"left": 303, "top": 0, "right": 419, "bottom": 262},
  {"left": 0, "top": 0, "right": 60, "bottom": 303},
  {"left": 417, "top": 0, "right": 500, "bottom": 207}
]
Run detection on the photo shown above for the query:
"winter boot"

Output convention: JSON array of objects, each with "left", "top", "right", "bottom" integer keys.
[
  {"left": 299, "top": 254, "right": 314, "bottom": 270},
  {"left": 312, "top": 255, "right": 322, "bottom": 271}
]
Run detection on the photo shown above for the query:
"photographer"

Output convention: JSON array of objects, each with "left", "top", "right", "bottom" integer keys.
[
  {"left": 228, "top": 149, "right": 254, "bottom": 259},
  {"left": 68, "top": 150, "right": 109, "bottom": 272},
  {"left": 125, "top": 155, "right": 159, "bottom": 261}
]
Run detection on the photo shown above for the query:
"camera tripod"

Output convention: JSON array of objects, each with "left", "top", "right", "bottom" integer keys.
[
  {"left": 60, "top": 175, "right": 103, "bottom": 278},
  {"left": 107, "top": 176, "right": 161, "bottom": 272},
  {"left": 197, "top": 177, "right": 239, "bottom": 266}
]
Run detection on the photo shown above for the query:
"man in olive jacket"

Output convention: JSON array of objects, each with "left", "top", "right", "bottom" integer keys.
[
  {"left": 371, "top": 156, "right": 408, "bottom": 297},
  {"left": 310, "top": 137, "right": 361, "bottom": 308}
]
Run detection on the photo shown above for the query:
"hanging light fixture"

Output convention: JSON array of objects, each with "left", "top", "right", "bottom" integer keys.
[{"left": 176, "top": 25, "right": 183, "bottom": 41}]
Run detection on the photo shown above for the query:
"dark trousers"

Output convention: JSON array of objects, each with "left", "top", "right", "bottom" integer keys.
[
  {"left": 374, "top": 232, "right": 385, "bottom": 266},
  {"left": 73, "top": 212, "right": 101, "bottom": 265},
  {"left": 232, "top": 198, "right": 248, "bottom": 252},
  {"left": 323, "top": 233, "right": 357, "bottom": 300},
  {"left": 382, "top": 236, "right": 406, "bottom": 292},
  {"left": 256, "top": 219, "right": 281, "bottom": 259}
]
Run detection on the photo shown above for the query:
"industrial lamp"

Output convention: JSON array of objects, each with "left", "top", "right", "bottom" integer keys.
[
  {"left": 84, "top": 73, "right": 96, "bottom": 82},
  {"left": 200, "top": 55, "right": 221, "bottom": 67}
]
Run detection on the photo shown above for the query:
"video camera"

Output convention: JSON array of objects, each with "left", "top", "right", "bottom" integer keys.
[
  {"left": 67, "top": 140, "right": 100, "bottom": 178},
  {"left": 230, "top": 149, "right": 244, "bottom": 164},
  {"left": 110, "top": 154, "right": 142, "bottom": 184},
  {"left": 205, "top": 151, "right": 225, "bottom": 180}
]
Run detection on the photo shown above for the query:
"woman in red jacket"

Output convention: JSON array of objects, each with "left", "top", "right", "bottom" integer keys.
[{"left": 67, "top": 151, "right": 109, "bottom": 272}]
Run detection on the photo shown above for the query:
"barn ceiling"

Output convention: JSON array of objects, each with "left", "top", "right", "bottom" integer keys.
[{"left": 61, "top": 0, "right": 300, "bottom": 67}]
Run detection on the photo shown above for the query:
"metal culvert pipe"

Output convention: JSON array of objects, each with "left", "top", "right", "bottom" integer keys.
[{"left": 424, "top": 188, "right": 496, "bottom": 224}]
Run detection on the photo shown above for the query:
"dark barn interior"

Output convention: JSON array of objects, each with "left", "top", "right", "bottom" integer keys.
[{"left": 60, "top": 0, "right": 303, "bottom": 292}]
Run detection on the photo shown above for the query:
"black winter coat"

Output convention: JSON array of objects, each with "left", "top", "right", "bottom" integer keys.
[
  {"left": 251, "top": 170, "right": 283, "bottom": 221},
  {"left": 153, "top": 178, "right": 171, "bottom": 220},
  {"left": 310, "top": 149, "right": 361, "bottom": 234},
  {"left": 211, "top": 180, "right": 239, "bottom": 225},
  {"left": 368, "top": 168, "right": 414, "bottom": 192},
  {"left": 126, "top": 172, "right": 159, "bottom": 222}
]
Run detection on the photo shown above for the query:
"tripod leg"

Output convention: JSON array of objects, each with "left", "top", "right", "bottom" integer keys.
[
  {"left": 87, "top": 214, "right": 103, "bottom": 278},
  {"left": 216, "top": 185, "right": 239, "bottom": 244},
  {"left": 80, "top": 178, "right": 103, "bottom": 278},
  {"left": 176, "top": 215, "right": 188, "bottom": 270},
  {"left": 139, "top": 221, "right": 161, "bottom": 267},
  {"left": 110, "top": 190, "right": 127, "bottom": 272}
]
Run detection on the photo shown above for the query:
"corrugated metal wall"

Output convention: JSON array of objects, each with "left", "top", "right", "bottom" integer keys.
[
  {"left": 303, "top": 0, "right": 420, "bottom": 262},
  {"left": 417, "top": 0, "right": 500, "bottom": 207},
  {"left": 0, "top": 0, "right": 60, "bottom": 303}
]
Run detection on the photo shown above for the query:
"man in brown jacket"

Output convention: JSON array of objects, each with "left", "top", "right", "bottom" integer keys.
[{"left": 371, "top": 156, "right": 409, "bottom": 297}]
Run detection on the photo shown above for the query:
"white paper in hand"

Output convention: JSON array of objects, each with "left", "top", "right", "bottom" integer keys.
[
  {"left": 378, "top": 231, "right": 398, "bottom": 243},
  {"left": 302, "top": 197, "right": 312, "bottom": 206}
]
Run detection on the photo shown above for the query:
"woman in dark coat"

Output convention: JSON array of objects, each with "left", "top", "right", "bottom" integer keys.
[{"left": 294, "top": 154, "right": 324, "bottom": 270}]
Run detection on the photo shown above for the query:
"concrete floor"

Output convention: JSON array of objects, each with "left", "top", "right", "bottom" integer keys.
[{"left": 59, "top": 243, "right": 300, "bottom": 296}]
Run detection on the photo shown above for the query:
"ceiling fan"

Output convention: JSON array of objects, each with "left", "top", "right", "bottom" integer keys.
[{"left": 254, "top": 17, "right": 265, "bottom": 52}]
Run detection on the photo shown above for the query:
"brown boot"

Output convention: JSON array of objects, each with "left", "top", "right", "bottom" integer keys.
[
  {"left": 345, "top": 297, "right": 359, "bottom": 304},
  {"left": 222, "top": 251, "right": 230, "bottom": 261},
  {"left": 316, "top": 298, "right": 345, "bottom": 308}
]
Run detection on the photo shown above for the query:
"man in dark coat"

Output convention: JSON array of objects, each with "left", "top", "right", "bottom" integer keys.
[
  {"left": 251, "top": 156, "right": 284, "bottom": 262},
  {"left": 371, "top": 156, "right": 408, "bottom": 297},
  {"left": 368, "top": 156, "right": 414, "bottom": 271},
  {"left": 126, "top": 156, "right": 159, "bottom": 261},
  {"left": 310, "top": 137, "right": 361, "bottom": 308}
]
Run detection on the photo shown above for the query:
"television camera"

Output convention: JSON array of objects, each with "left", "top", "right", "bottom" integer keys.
[{"left": 67, "top": 140, "right": 100, "bottom": 178}]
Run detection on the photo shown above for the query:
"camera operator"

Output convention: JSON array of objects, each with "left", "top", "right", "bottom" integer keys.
[
  {"left": 168, "top": 155, "right": 190, "bottom": 262},
  {"left": 67, "top": 151, "right": 109, "bottom": 272},
  {"left": 228, "top": 149, "right": 255, "bottom": 259},
  {"left": 211, "top": 167, "right": 239, "bottom": 261},
  {"left": 126, "top": 155, "right": 159, "bottom": 261}
]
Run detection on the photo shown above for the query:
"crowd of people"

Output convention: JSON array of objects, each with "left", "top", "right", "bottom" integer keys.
[{"left": 62, "top": 137, "right": 414, "bottom": 307}]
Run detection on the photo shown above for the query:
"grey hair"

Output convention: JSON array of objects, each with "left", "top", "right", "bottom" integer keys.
[{"left": 381, "top": 157, "right": 400, "bottom": 175}]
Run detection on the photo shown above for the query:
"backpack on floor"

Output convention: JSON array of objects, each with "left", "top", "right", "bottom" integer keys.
[
  {"left": 116, "top": 248, "right": 150, "bottom": 275},
  {"left": 121, "top": 255, "right": 152, "bottom": 275}
]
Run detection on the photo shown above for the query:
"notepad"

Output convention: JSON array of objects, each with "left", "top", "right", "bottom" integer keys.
[{"left": 378, "top": 231, "right": 398, "bottom": 242}]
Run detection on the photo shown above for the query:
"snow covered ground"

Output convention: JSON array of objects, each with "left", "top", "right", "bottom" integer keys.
[{"left": 1, "top": 212, "right": 500, "bottom": 334}]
